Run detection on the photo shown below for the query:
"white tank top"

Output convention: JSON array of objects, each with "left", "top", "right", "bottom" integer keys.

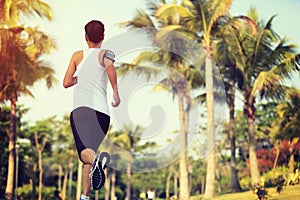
[{"left": 72, "top": 48, "right": 110, "bottom": 116}]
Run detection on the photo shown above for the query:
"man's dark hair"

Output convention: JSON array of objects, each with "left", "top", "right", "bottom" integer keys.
[{"left": 85, "top": 20, "right": 105, "bottom": 43}]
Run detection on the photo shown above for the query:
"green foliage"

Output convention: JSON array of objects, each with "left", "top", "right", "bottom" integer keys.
[
  {"left": 131, "top": 168, "right": 167, "bottom": 197},
  {"left": 252, "top": 183, "right": 268, "bottom": 200},
  {"left": 17, "top": 184, "right": 34, "bottom": 200},
  {"left": 17, "top": 184, "right": 57, "bottom": 200},
  {"left": 286, "top": 168, "right": 300, "bottom": 186},
  {"left": 275, "top": 176, "right": 285, "bottom": 194},
  {"left": 240, "top": 176, "right": 252, "bottom": 190},
  {"left": 261, "top": 166, "right": 289, "bottom": 188}
]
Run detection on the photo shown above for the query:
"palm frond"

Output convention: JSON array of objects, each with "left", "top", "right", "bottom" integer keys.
[
  {"left": 246, "top": 6, "right": 260, "bottom": 26},
  {"left": 18, "top": 0, "right": 53, "bottom": 21},
  {"left": 192, "top": 93, "right": 206, "bottom": 106},
  {"left": 4, "top": 0, "right": 52, "bottom": 25},
  {"left": 270, "top": 39, "right": 299, "bottom": 80},
  {"left": 207, "top": 0, "right": 234, "bottom": 34},
  {"left": 24, "top": 26, "right": 57, "bottom": 58},
  {"left": 131, "top": 50, "right": 162, "bottom": 65},
  {"left": 119, "top": 9, "right": 156, "bottom": 30},
  {"left": 151, "top": 81, "right": 173, "bottom": 93},
  {"left": 251, "top": 68, "right": 281, "bottom": 97},
  {"left": 155, "top": 4, "right": 194, "bottom": 19},
  {"left": 117, "top": 63, "right": 162, "bottom": 81}
]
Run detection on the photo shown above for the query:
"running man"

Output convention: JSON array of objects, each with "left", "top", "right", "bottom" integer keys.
[{"left": 63, "top": 20, "right": 120, "bottom": 200}]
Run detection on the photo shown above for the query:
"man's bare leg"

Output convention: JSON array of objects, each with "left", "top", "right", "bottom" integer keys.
[{"left": 80, "top": 149, "right": 97, "bottom": 196}]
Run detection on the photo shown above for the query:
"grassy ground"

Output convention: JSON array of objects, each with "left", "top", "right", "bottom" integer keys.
[{"left": 190, "top": 184, "right": 300, "bottom": 200}]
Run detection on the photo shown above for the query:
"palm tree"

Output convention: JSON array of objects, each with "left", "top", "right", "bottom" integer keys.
[
  {"left": 223, "top": 9, "right": 299, "bottom": 187},
  {"left": 156, "top": 0, "right": 234, "bottom": 197},
  {"left": 213, "top": 7, "right": 300, "bottom": 187},
  {"left": 0, "top": 1, "right": 56, "bottom": 198},
  {"left": 120, "top": 2, "right": 205, "bottom": 199},
  {"left": 237, "top": 12, "right": 299, "bottom": 185},
  {"left": 186, "top": 1, "right": 233, "bottom": 197},
  {"left": 212, "top": 14, "right": 258, "bottom": 192}
]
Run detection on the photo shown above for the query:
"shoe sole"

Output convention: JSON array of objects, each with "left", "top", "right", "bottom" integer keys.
[
  {"left": 91, "top": 152, "right": 111, "bottom": 190},
  {"left": 91, "top": 155, "right": 105, "bottom": 190}
]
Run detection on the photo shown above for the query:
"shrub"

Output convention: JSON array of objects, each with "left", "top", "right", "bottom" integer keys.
[
  {"left": 252, "top": 183, "right": 268, "bottom": 200},
  {"left": 17, "top": 184, "right": 57, "bottom": 200},
  {"left": 261, "top": 166, "right": 289, "bottom": 188},
  {"left": 286, "top": 168, "right": 300, "bottom": 185}
]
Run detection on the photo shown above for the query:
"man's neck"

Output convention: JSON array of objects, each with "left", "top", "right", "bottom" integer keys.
[{"left": 88, "top": 41, "right": 102, "bottom": 48}]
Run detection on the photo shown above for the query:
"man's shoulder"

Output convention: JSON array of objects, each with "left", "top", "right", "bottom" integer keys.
[
  {"left": 73, "top": 50, "right": 84, "bottom": 57},
  {"left": 101, "top": 49, "right": 115, "bottom": 62},
  {"left": 71, "top": 50, "right": 84, "bottom": 65}
]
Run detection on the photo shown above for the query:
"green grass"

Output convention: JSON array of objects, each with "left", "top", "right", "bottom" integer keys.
[{"left": 190, "top": 184, "right": 300, "bottom": 200}]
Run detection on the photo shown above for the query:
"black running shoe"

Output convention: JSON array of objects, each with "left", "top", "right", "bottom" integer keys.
[
  {"left": 90, "top": 152, "right": 111, "bottom": 190},
  {"left": 90, "top": 154, "right": 105, "bottom": 190}
]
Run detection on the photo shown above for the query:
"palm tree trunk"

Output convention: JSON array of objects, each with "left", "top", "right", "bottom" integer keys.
[
  {"left": 76, "top": 161, "right": 83, "bottom": 200},
  {"left": 68, "top": 161, "right": 73, "bottom": 199},
  {"left": 201, "top": 176, "right": 205, "bottom": 194},
  {"left": 38, "top": 149, "right": 43, "bottom": 200},
  {"left": 248, "top": 111, "right": 260, "bottom": 185},
  {"left": 125, "top": 157, "right": 131, "bottom": 200},
  {"left": 95, "top": 190, "right": 99, "bottom": 200},
  {"left": 104, "top": 168, "right": 110, "bottom": 200},
  {"left": 229, "top": 79, "right": 242, "bottom": 192},
  {"left": 174, "top": 172, "right": 178, "bottom": 198},
  {"left": 244, "top": 92, "right": 260, "bottom": 185},
  {"left": 62, "top": 167, "right": 69, "bottom": 200},
  {"left": 204, "top": 57, "right": 216, "bottom": 199},
  {"left": 110, "top": 168, "right": 116, "bottom": 200},
  {"left": 5, "top": 93, "right": 17, "bottom": 200},
  {"left": 58, "top": 165, "right": 63, "bottom": 191},
  {"left": 178, "top": 95, "right": 190, "bottom": 200},
  {"left": 166, "top": 164, "right": 173, "bottom": 199}
]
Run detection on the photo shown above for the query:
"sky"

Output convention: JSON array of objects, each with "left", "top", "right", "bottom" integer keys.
[{"left": 18, "top": 0, "right": 300, "bottom": 125}]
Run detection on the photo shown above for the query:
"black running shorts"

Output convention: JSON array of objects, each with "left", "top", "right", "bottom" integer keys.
[{"left": 70, "top": 106, "right": 110, "bottom": 163}]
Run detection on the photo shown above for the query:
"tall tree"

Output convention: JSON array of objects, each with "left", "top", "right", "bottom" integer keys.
[
  {"left": 157, "top": 0, "right": 234, "bottom": 197},
  {"left": 120, "top": 1, "right": 205, "bottom": 198},
  {"left": 213, "top": 7, "right": 299, "bottom": 186},
  {"left": 236, "top": 10, "right": 299, "bottom": 185},
  {"left": 0, "top": 1, "right": 56, "bottom": 199},
  {"left": 186, "top": 1, "right": 233, "bottom": 197},
  {"left": 213, "top": 14, "right": 257, "bottom": 192}
]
